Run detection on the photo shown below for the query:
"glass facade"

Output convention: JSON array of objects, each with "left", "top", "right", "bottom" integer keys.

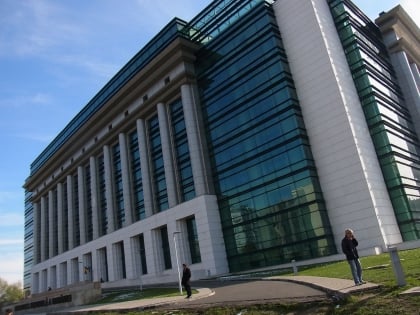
[
  {"left": 186, "top": 216, "right": 202, "bottom": 264},
  {"left": 23, "top": 191, "right": 34, "bottom": 291},
  {"left": 160, "top": 226, "right": 172, "bottom": 269},
  {"left": 329, "top": 0, "right": 420, "bottom": 240},
  {"left": 22, "top": 0, "right": 420, "bottom": 293},
  {"left": 194, "top": 1, "right": 336, "bottom": 272},
  {"left": 139, "top": 234, "right": 148, "bottom": 274}
]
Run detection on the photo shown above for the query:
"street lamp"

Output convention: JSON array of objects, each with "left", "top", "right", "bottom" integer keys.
[{"left": 173, "top": 231, "right": 183, "bottom": 295}]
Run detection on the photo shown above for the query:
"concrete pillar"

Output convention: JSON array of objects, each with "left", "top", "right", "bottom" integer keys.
[
  {"left": 181, "top": 84, "right": 212, "bottom": 195},
  {"left": 67, "top": 175, "right": 74, "bottom": 250},
  {"left": 106, "top": 244, "right": 116, "bottom": 282},
  {"left": 388, "top": 246, "right": 406, "bottom": 286},
  {"left": 90, "top": 156, "right": 99, "bottom": 240},
  {"left": 40, "top": 196, "right": 47, "bottom": 262},
  {"left": 137, "top": 119, "right": 154, "bottom": 217},
  {"left": 123, "top": 238, "right": 135, "bottom": 279},
  {"left": 119, "top": 132, "right": 133, "bottom": 225},
  {"left": 392, "top": 52, "right": 420, "bottom": 138},
  {"left": 78, "top": 166, "right": 87, "bottom": 244},
  {"left": 48, "top": 190, "right": 54, "bottom": 259},
  {"left": 104, "top": 145, "right": 115, "bottom": 232},
  {"left": 157, "top": 102, "right": 178, "bottom": 207},
  {"left": 57, "top": 183, "right": 64, "bottom": 254}
]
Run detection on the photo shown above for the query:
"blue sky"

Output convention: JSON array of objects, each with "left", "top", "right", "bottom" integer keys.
[{"left": 0, "top": 0, "right": 418, "bottom": 285}]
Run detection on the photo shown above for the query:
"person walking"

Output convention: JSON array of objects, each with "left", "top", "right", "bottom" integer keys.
[
  {"left": 181, "top": 263, "right": 192, "bottom": 298},
  {"left": 341, "top": 228, "right": 365, "bottom": 286}
]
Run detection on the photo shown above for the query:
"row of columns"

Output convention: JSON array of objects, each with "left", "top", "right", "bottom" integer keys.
[
  {"left": 34, "top": 223, "right": 189, "bottom": 293},
  {"left": 33, "top": 83, "right": 211, "bottom": 264}
]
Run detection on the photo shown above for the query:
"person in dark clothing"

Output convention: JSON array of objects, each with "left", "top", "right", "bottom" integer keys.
[
  {"left": 341, "top": 228, "right": 365, "bottom": 285},
  {"left": 181, "top": 263, "right": 192, "bottom": 298}
]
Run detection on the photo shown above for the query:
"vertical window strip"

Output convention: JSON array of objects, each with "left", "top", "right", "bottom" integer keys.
[
  {"left": 160, "top": 226, "right": 172, "bottom": 269},
  {"left": 112, "top": 144, "right": 125, "bottom": 229},
  {"left": 97, "top": 155, "right": 107, "bottom": 236},
  {"left": 129, "top": 131, "right": 145, "bottom": 221},
  {"left": 186, "top": 217, "right": 202, "bottom": 263},
  {"left": 85, "top": 164, "right": 93, "bottom": 241},
  {"left": 73, "top": 174, "right": 80, "bottom": 247},
  {"left": 63, "top": 182, "right": 69, "bottom": 251},
  {"left": 148, "top": 115, "right": 168, "bottom": 212}
]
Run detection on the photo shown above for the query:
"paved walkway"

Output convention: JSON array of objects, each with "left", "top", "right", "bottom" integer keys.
[{"left": 23, "top": 276, "right": 379, "bottom": 315}]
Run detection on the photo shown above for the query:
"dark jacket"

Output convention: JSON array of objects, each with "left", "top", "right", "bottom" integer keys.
[
  {"left": 182, "top": 266, "right": 191, "bottom": 285},
  {"left": 341, "top": 237, "right": 359, "bottom": 260}
]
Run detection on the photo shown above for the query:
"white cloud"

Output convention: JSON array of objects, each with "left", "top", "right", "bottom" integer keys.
[
  {"left": 0, "top": 239, "right": 24, "bottom": 246},
  {"left": 0, "top": 93, "right": 53, "bottom": 109},
  {"left": 0, "top": 0, "right": 86, "bottom": 57},
  {"left": 0, "top": 251, "right": 24, "bottom": 285},
  {"left": 0, "top": 211, "right": 24, "bottom": 226},
  {"left": 15, "top": 132, "right": 55, "bottom": 143}
]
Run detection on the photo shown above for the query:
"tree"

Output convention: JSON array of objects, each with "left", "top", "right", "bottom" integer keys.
[{"left": 0, "top": 277, "right": 24, "bottom": 308}]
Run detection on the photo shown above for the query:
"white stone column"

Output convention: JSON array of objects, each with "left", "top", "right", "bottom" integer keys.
[
  {"left": 48, "top": 190, "right": 54, "bottom": 259},
  {"left": 123, "top": 238, "right": 135, "bottom": 279},
  {"left": 157, "top": 102, "right": 178, "bottom": 207},
  {"left": 78, "top": 166, "right": 87, "bottom": 244},
  {"left": 66, "top": 259, "right": 72, "bottom": 285},
  {"left": 57, "top": 263, "right": 64, "bottom": 288},
  {"left": 90, "top": 156, "right": 99, "bottom": 240},
  {"left": 273, "top": 0, "right": 401, "bottom": 250},
  {"left": 40, "top": 196, "right": 47, "bottom": 262},
  {"left": 91, "top": 249, "right": 99, "bottom": 282},
  {"left": 33, "top": 202, "right": 40, "bottom": 264},
  {"left": 106, "top": 244, "right": 116, "bottom": 282},
  {"left": 181, "top": 84, "right": 212, "bottom": 196},
  {"left": 119, "top": 133, "right": 133, "bottom": 225},
  {"left": 391, "top": 52, "right": 420, "bottom": 138},
  {"left": 104, "top": 145, "right": 115, "bottom": 233},
  {"left": 137, "top": 119, "right": 154, "bottom": 217},
  {"left": 67, "top": 175, "right": 74, "bottom": 250},
  {"left": 57, "top": 183, "right": 64, "bottom": 254},
  {"left": 143, "top": 230, "right": 157, "bottom": 276}
]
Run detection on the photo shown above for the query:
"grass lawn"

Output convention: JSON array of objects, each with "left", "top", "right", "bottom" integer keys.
[{"left": 96, "top": 248, "right": 420, "bottom": 314}]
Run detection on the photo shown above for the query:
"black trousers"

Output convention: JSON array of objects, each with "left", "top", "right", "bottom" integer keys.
[{"left": 183, "top": 281, "right": 192, "bottom": 297}]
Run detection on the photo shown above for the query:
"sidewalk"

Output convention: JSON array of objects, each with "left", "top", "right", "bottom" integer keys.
[
  {"left": 25, "top": 276, "right": 407, "bottom": 315},
  {"left": 50, "top": 288, "right": 214, "bottom": 314}
]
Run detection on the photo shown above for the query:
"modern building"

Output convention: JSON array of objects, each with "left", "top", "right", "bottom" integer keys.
[{"left": 23, "top": 0, "right": 420, "bottom": 294}]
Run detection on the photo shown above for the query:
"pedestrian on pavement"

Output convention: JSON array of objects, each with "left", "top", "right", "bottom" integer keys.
[
  {"left": 181, "top": 263, "right": 192, "bottom": 298},
  {"left": 341, "top": 228, "right": 365, "bottom": 286}
]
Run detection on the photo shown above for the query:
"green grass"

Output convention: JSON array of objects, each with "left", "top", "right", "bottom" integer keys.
[
  {"left": 95, "top": 248, "right": 420, "bottom": 314},
  {"left": 294, "top": 248, "right": 420, "bottom": 290}
]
